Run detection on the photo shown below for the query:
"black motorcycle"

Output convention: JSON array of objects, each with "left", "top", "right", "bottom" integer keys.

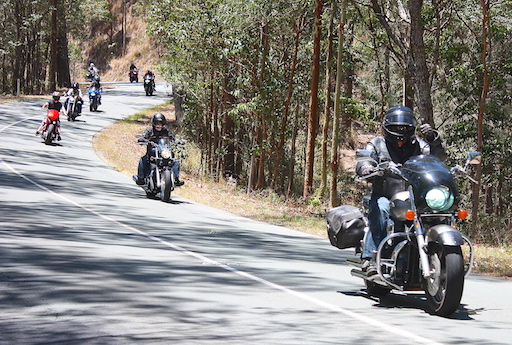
[
  {"left": 327, "top": 150, "right": 481, "bottom": 316},
  {"left": 144, "top": 74, "right": 154, "bottom": 96},
  {"left": 136, "top": 137, "right": 180, "bottom": 202}
]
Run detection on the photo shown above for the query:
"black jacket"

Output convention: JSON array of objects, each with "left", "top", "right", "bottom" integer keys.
[
  {"left": 356, "top": 135, "right": 446, "bottom": 198},
  {"left": 139, "top": 127, "right": 175, "bottom": 157}
]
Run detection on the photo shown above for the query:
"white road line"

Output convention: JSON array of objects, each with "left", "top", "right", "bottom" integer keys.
[{"left": 0, "top": 117, "right": 444, "bottom": 345}]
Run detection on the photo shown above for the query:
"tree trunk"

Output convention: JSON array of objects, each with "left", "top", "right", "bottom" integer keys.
[
  {"left": 303, "top": 0, "right": 323, "bottom": 198},
  {"left": 330, "top": 1, "right": 345, "bottom": 207},
  {"left": 49, "top": 0, "right": 58, "bottom": 91},
  {"left": 287, "top": 106, "right": 300, "bottom": 198},
  {"left": 408, "top": 0, "right": 433, "bottom": 124},
  {"left": 319, "top": 6, "right": 336, "bottom": 199},
  {"left": 472, "top": 0, "right": 490, "bottom": 234}
]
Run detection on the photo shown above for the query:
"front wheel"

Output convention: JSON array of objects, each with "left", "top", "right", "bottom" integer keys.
[
  {"left": 44, "top": 124, "right": 55, "bottom": 145},
  {"left": 423, "top": 244, "right": 465, "bottom": 316},
  {"left": 161, "top": 169, "right": 173, "bottom": 202}
]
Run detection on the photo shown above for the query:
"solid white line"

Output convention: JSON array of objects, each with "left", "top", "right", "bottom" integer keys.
[{"left": 0, "top": 117, "right": 444, "bottom": 345}]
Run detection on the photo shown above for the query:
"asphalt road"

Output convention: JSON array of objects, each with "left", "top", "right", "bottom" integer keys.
[{"left": 1, "top": 82, "right": 512, "bottom": 345}]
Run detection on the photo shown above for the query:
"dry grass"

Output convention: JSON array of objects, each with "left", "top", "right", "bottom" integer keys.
[
  {"left": 93, "top": 103, "right": 512, "bottom": 279},
  {"left": 0, "top": 95, "right": 47, "bottom": 103}
]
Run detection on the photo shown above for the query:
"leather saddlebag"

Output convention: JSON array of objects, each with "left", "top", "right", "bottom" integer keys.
[{"left": 326, "top": 205, "right": 365, "bottom": 249}]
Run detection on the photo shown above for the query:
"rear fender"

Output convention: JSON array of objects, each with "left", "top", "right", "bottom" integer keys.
[{"left": 425, "top": 224, "right": 464, "bottom": 246}]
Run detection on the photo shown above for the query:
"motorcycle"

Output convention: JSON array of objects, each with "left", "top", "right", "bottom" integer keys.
[
  {"left": 88, "top": 86, "right": 100, "bottom": 112},
  {"left": 144, "top": 74, "right": 154, "bottom": 96},
  {"left": 66, "top": 95, "right": 83, "bottom": 121},
  {"left": 326, "top": 150, "right": 482, "bottom": 316},
  {"left": 39, "top": 109, "right": 61, "bottom": 145},
  {"left": 129, "top": 68, "right": 139, "bottom": 83},
  {"left": 135, "top": 137, "right": 181, "bottom": 202}
]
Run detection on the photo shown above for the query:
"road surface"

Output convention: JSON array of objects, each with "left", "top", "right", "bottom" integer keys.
[{"left": 1, "top": 83, "right": 511, "bottom": 344}]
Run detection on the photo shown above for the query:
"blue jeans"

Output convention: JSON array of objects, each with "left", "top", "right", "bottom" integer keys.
[
  {"left": 137, "top": 156, "right": 181, "bottom": 181},
  {"left": 362, "top": 196, "right": 391, "bottom": 259}
]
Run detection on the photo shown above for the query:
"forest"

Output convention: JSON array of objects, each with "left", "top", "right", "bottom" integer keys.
[{"left": 1, "top": 0, "right": 511, "bottom": 246}]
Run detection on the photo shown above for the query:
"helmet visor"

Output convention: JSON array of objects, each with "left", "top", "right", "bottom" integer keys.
[
  {"left": 385, "top": 113, "right": 417, "bottom": 127},
  {"left": 386, "top": 124, "right": 415, "bottom": 135}
]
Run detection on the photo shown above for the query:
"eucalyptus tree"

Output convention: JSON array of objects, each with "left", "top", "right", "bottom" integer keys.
[{"left": 146, "top": 0, "right": 314, "bottom": 193}]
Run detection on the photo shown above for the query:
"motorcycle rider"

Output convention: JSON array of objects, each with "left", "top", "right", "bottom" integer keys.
[
  {"left": 36, "top": 91, "right": 66, "bottom": 140},
  {"left": 355, "top": 106, "right": 446, "bottom": 275},
  {"left": 89, "top": 75, "right": 102, "bottom": 105},
  {"left": 133, "top": 113, "right": 184, "bottom": 187},
  {"left": 64, "top": 82, "right": 83, "bottom": 119},
  {"left": 129, "top": 62, "right": 138, "bottom": 81},
  {"left": 87, "top": 62, "right": 99, "bottom": 81},
  {"left": 144, "top": 69, "right": 155, "bottom": 90}
]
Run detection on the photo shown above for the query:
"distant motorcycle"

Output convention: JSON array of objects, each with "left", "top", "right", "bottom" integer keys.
[
  {"left": 129, "top": 68, "right": 139, "bottom": 83},
  {"left": 66, "top": 95, "right": 83, "bottom": 121},
  {"left": 144, "top": 74, "right": 154, "bottom": 96},
  {"left": 39, "top": 109, "right": 61, "bottom": 145},
  {"left": 135, "top": 137, "right": 181, "bottom": 202},
  {"left": 88, "top": 86, "right": 100, "bottom": 112},
  {"left": 327, "top": 150, "right": 482, "bottom": 316}
]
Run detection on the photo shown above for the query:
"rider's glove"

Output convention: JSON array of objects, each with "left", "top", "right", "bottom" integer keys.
[
  {"left": 419, "top": 123, "right": 437, "bottom": 142},
  {"left": 360, "top": 165, "right": 376, "bottom": 176}
]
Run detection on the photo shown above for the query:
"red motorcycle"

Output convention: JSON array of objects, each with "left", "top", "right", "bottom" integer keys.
[
  {"left": 129, "top": 68, "right": 139, "bottom": 83},
  {"left": 39, "top": 109, "right": 61, "bottom": 145}
]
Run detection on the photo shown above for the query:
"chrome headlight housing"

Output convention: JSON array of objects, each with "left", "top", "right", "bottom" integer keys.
[
  {"left": 425, "top": 186, "right": 454, "bottom": 211},
  {"left": 161, "top": 149, "right": 172, "bottom": 159}
]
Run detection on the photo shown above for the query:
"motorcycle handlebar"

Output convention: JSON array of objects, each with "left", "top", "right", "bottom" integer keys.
[{"left": 359, "top": 162, "right": 408, "bottom": 182}]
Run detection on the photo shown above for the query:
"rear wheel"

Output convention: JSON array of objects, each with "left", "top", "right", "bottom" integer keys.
[
  {"left": 44, "top": 124, "right": 55, "bottom": 145},
  {"left": 423, "top": 244, "right": 464, "bottom": 316},
  {"left": 161, "top": 170, "right": 172, "bottom": 202}
]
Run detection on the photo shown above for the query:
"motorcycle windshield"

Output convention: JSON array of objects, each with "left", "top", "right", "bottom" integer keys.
[
  {"left": 401, "top": 155, "right": 459, "bottom": 210},
  {"left": 157, "top": 138, "right": 172, "bottom": 151}
]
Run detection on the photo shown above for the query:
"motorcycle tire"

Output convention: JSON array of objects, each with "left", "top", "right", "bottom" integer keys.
[
  {"left": 423, "top": 244, "right": 464, "bottom": 316},
  {"left": 161, "top": 169, "right": 173, "bottom": 202},
  {"left": 90, "top": 100, "right": 98, "bottom": 112},
  {"left": 44, "top": 124, "right": 55, "bottom": 145}
]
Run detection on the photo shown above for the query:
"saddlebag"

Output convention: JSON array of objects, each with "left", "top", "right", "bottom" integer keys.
[{"left": 326, "top": 205, "right": 365, "bottom": 249}]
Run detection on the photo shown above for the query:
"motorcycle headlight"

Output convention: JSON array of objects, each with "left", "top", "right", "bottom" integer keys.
[
  {"left": 425, "top": 186, "right": 454, "bottom": 211},
  {"left": 161, "top": 149, "right": 172, "bottom": 159}
]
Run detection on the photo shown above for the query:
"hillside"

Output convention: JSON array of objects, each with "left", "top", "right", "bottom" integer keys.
[{"left": 78, "top": 0, "right": 160, "bottom": 83}]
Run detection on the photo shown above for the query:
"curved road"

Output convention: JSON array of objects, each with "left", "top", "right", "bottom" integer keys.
[{"left": 1, "top": 83, "right": 511, "bottom": 345}]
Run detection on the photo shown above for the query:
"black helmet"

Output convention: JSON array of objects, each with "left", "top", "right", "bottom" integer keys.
[
  {"left": 72, "top": 82, "right": 79, "bottom": 89},
  {"left": 383, "top": 106, "right": 417, "bottom": 148},
  {"left": 151, "top": 113, "right": 167, "bottom": 127}
]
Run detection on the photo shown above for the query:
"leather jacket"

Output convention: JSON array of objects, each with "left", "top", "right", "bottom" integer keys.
[
  {"left": 356, "top": 135, "right": 446, "bottom": 198},
  {"left": 139, "top": 127, "right": 175, "bottom": 157}
]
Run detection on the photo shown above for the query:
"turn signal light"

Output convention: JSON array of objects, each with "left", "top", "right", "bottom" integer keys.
[
  {"left": 405, "top": 210, "right": 416, "bottom": 221},
  {"left": 458, "top": 209, "right": 468, "bottom": 220}
]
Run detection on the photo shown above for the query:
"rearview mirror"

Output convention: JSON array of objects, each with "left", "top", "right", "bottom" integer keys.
[{"left": 467, "top": 152, "right": 482, "bottom": 165}]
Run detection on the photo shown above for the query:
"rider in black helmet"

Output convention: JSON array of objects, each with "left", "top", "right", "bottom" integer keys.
[
  {"left": 355, "top": 105, "right": 446, "bottom": 275},
  {"left": 133, "top": 113, "right": 184, "bottom": 186}
]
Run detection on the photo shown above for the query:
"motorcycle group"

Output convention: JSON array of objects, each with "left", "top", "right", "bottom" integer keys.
[
  {"left": 129, "top": 62, "right": 156, "bottom": 97},
  {"left": 36, "top": 62, "right": 185, "bottom": 202},
  {"left": 37, "top": 62, "right": 103, "bottom": 145}
]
